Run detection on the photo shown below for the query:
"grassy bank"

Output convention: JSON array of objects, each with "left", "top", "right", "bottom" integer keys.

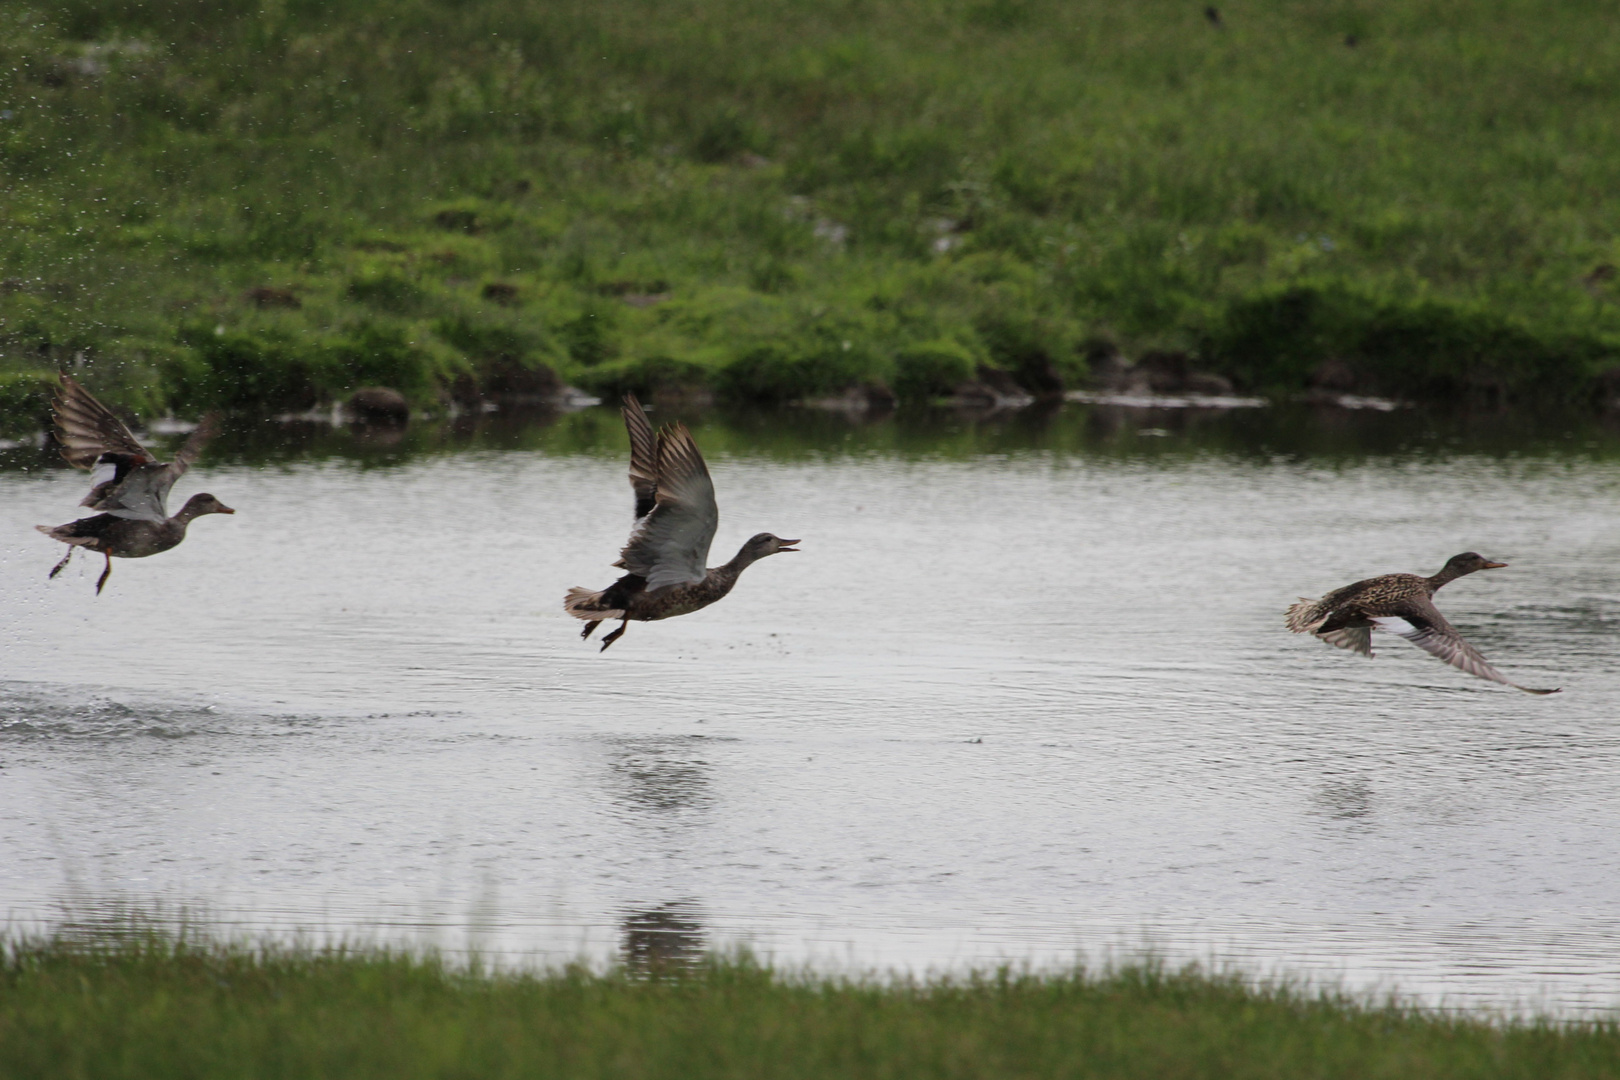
[
  {"left": 4, "top": 0, "right": 1620, "bottom": 427},
  {"left": 0, "top": 935, "right": 1616, "bottom": 1079}
]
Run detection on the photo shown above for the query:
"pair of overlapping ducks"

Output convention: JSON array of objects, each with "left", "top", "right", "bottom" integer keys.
[{"left": 36, "top": 374, "right": 1558, "bottom": 693}]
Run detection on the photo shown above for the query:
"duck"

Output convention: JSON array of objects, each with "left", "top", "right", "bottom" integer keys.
[
  {"left": 36, "top": 374, "right": 235, "bottom": 594},
  {"left": 564, "top": 395, "right": 798, "bottom": 651},
  {"left": 1285, "top": 552, "right": 1559, "bottom": 694}
]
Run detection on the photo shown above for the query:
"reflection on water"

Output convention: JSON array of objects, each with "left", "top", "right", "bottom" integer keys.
[
  {"left": 1312, "top": 779, "right": 1374, "bottom": 821},
  {"left": 10, "top": 398, "right": 1620, "bottom": 472},
  {"left": 3, "top": 400, "right": 1620, "bottom": 1016},
  {"left": 605, "top": 737, "right": 716, "bottom": 818},
  {"left": 622, "top": 902, "right": 707, "bottom": 974}
]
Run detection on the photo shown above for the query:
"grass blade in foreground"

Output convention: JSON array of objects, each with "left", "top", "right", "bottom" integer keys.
[{"left": 1, "top": 936, "right": 1617, "bottom": 1079}]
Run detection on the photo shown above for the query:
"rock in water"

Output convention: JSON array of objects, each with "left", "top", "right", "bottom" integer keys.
[{"left": 346, "top": 387, "right": 410, "bottom": 424}]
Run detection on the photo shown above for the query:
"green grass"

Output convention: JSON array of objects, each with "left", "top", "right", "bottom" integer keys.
[
  {"left": 5, "top": 0, "right": 1620, "bottom": 425},
  {"left": 1, "top": 934, "right": 1617, "bottom": 1079}
]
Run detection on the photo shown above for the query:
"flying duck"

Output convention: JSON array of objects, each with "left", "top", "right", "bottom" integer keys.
[
  {"left": 1286, "top": 552, "right": 1559, "bottom": 694},
  {"left": 37, "top": 374, "right": 234, "bottom": 594},
  {"left": 564, "top": 395, "right": 798, "bottom": 650}
]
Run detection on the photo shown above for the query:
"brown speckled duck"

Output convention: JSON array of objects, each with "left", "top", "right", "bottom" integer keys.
[
  {"left": 564, "top": 395, "right": 798, "bottom": 651},
  {"left": 36, "top": 374, "right": 234, "bottom": 594},
  {"left": 1286, "top": 552, "right": 1559, "bottom": 694}
]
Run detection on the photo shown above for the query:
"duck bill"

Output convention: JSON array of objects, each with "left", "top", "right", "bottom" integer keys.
[
  {"left": 1482, "top": 560, "right": 1507, "bottom": 569},
  {"left": 218, "top": 505, "right": 237, "bottom": 515},
  {"left": 777, "top": 539, "right": 801, "bottom": 552}
]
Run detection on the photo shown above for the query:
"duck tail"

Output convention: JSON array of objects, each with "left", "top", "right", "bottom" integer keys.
[
  {"left": 1284, "top": 597, "right": 1328, "bottom": 634},
  {"left": 564, "top": 586, "right": 624, "bottom": 622},
  {"left": 36, "top": 523, "right": 96, "bottom": 547}
]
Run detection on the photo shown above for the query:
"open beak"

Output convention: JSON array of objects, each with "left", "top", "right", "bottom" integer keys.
[
  {"left": 1482, "top": 560, "right": 1507, "bottom": 569},
  {"left": 778, "top": 539, "right": 801, "bottom": 552}
]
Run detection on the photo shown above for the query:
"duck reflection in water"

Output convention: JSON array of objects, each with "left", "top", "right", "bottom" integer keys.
[
  {"left": 621, "top": 901, "right": 707, "bottom": 975},
  {"left": 607, "top": 735, "right": 715, "bottom": 817},
  {"left": 1313, "top": 778, "right": 1374, "bottom": 821}
]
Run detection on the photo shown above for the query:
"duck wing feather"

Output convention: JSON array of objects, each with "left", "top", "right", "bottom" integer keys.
[
  {"left": 1317, "top": 626, "right": 1374, "bottom": 656},
  {"left": 95, "top": 412, "right": 221, "bottom": 522},
  {"left": 1371, "top": 598, "right": 1560, "bottom": 695},
  {"left": 169, "top": 411, "right": 221, "bottom": 472},
  {"left": 53, "top": 374, "right": 152, "bottom": 470},
  {"left": 53, "top": 376, "right": 222, "bottom": 522},
  {"left": 53, "top": 374, "right": 167, "bottom": 517},
  {"left": 615, "top": 423, "right": 718, "bottom": 590},
  {"left": 622, "top": 395, "right": 659, "bottom": 520}
]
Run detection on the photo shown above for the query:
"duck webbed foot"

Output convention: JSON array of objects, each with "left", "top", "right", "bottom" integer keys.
[
  {"left": 48, "top": 547, "right": 74, "bottom": 579},
  {"left": 580, "top": 619, "right": 602, "bottom": 641},
  {"left": 94, "top": 553, "right": 112, "bottom": 595},
  {"left": 599, "top": 621, "right": 629, "bottom": 651}
]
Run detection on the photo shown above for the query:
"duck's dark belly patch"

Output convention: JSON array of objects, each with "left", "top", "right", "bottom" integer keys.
[
  {"left": 641, "top": 577, "right": 737, "bottom": 621},
  {"left": 646, "top": 595, "right": 720, "bottom": 621}
]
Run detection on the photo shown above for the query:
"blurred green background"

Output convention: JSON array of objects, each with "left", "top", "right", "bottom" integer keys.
[{"left": 4, "top": 0, "right": 1620, "bottom": 426}]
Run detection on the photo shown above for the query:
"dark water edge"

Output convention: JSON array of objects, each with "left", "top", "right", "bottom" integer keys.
[{"left": 8, "top": 399, "right": 1620, "bottom": 472}]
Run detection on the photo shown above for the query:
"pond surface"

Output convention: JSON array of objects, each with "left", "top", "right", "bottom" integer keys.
[{"left": 3, "top": 401, "right": 1620, "bottom": 1015}]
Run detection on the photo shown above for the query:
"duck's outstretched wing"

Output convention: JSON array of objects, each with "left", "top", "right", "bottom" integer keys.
[
  {"left": 623, "top": 395, "right": 658, "bottom": 520},
  {"left": 102, "top": 412, "right": 222, "bottom": 522},
  {"left": 615, "top": 423, "right": 718, "bottom": 590},
  {"left": 53, "top": 374, "right": 165, "bottom": 516},
  {"left": 1371, "top": 599, "right": 1560, "bottom": 695},
  {"left": 53, "top": 375, "right": 222, "bottom": 522},
  {"left": 144, "top": 410, "right": 219, "bottom": 498},
  {"left": 169, "top": 412, "right": 221, "bottom": 473},
  {"left": 53, "top": 374, "right": 152, "bottom": 470}
]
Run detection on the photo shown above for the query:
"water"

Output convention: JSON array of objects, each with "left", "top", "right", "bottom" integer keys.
[{"left": 3, "top": 401, "right": 1620, "bottom": 1016}]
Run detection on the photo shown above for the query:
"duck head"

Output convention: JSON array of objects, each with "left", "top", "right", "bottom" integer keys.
[
  {"left": 179, "top": 493, "right": 236, "bottom": 520},
  {"left": 1441, "top": 551, "right": 1507, "bottom": 577},
  {"left": 744, "top": 532, "right": 799, "bottom": 559}
]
